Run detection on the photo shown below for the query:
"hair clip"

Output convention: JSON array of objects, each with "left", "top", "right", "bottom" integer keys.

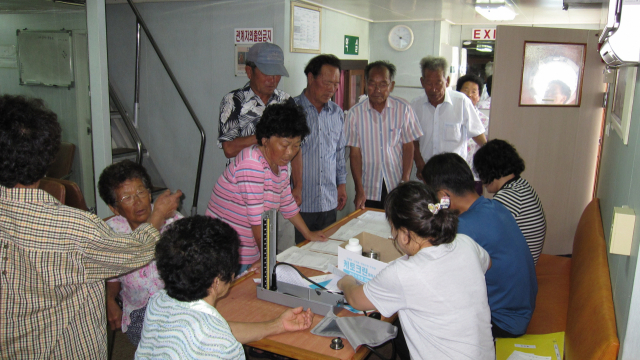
[
  {"left": 428, "top": 203, "right": 441, "bottom": 215},
  {"left": 440, "top": 195, "right": 450, "bottom": 209}
]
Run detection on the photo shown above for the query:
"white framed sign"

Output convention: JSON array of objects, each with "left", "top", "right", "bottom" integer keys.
[
  {"left": 290, "top": 2, "right": 321, "bottom": 54},
  {"left": 234, "top": 27, "right": 273, "bottom": 77}
]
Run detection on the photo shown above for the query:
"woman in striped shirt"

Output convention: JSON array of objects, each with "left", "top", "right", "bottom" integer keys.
[
  {"left": 206, "top": 103, "right": 327, "bottom": 275},
  {"left": 136, "top": 216, "right": 314, "bottom": 359},
  {"left": 473, "top": 139, "right": 547, "bottom": 264}
]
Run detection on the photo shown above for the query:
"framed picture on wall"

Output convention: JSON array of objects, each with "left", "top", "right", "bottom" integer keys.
[
  {"left": 519, "top": 42, "right": 586, "bottom": 107},
  {"left": 290, "top": 1, "right": 321, "bottom": 54},
  {"left": 610, "top": 66, "right": 637, "bottom": 145}
]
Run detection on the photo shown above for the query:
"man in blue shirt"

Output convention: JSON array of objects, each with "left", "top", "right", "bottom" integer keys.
[
  {"left": 422, "top": 152, "right": 537, "bottom": 338},
  {"left": 292, "top": 55, "right": 347, "bottom": 244}
]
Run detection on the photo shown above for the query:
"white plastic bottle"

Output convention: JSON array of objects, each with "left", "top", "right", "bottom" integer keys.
[{"left": 345, "top": 238, "right": 363, "bottom": 255}]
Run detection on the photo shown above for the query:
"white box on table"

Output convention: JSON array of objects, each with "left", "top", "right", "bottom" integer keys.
[{"left": 337, "top": 232, "right": 403, "bottom": 283}]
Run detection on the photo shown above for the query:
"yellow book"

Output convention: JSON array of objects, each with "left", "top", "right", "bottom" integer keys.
[{"left": 496, "top": 332, "right": 564, "bottom": 360}]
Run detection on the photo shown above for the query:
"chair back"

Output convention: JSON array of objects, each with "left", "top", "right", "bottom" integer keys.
[
  {"left": 38, "top": 178, "right": 66, "bottom": 204},
  {"left": 47, "top": 142, "right": 76, "bottom": 179},
  {"left": 57, "top": 178, "right": 89, "bottom": 211}
]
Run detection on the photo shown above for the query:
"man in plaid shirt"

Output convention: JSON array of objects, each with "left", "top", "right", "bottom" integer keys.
[{"left": 0, "top": 95, "right": 181, "bottom": 359}]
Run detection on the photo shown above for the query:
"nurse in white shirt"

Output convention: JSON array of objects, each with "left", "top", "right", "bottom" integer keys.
[{"left": 338, "top": 181, "right": 495, "bottom": 360}]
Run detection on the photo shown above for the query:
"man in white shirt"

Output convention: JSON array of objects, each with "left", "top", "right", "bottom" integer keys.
[{"left": 412, "top": 56, "right": 487, "bottom": 179}]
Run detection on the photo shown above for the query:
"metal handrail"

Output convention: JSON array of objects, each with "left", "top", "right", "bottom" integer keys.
[
  {"left": 125, "top": 0, "right": 206, "bottom": 216},
  {"left": 108, "top": 83, "right": 144, "bottom": 165}
]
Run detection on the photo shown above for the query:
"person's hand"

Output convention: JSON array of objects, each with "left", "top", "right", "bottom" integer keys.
[
  {"left": 337, "top": 184, "right": 347, "bottom": 211},
  {"left": 416, "top": 165, "right": 424, "bottom": 181},
  {"left": 149, "top": 189, "right": 182, "bottom": 231},
  {"left": 307, "top": 230, "right": 327, "bottom": 242},
  {"left": 106, "top": 298, "right": 123, "bottom": 331},
  {"left": 292, "top": 185, "right": 302, "bottom": 206},
  {"left": 152, "top": 189, "right": 183, "bottom": 219},
  {"left": 278, "top": 307, "right": 314, "bottom": 333},
  {"left": 248, "top": 260, "right": 262, "bottom": 274},
  {"left": 337, "top": 275, "right": 356, "bottom": 291},
  {"left": 354, "top": 190, "right": 366, "bottom": 210}
]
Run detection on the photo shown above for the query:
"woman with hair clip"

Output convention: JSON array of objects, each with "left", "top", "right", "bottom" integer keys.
[{"left": 338, "top": 181, "right": 495, "bottom": 360}]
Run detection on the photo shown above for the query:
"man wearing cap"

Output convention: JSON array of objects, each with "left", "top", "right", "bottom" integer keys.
[
  {"left": 292, "top": 54, "right": 347, "bottom": 244},
  {"left": 218, "top": 42, "right": 295, "bottom": 160}
]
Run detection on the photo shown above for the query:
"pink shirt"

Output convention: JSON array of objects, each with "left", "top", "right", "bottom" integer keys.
[
  {"left": 205, "top": 145, "right": 299, "bottom": 265},
  {"left": 344, "top": 96, "right": 424, "bottom": 201},
  {"left": 106, "top": 211, "right": 183, "bottom": 332}
]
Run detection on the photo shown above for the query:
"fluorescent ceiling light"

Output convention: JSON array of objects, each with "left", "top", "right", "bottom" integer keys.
[
  {"left": 475, "top": 4, "right": 517, "bottom": 21},
  {"left": 477, "top": 44, "right": 494, "bottom": 52}
]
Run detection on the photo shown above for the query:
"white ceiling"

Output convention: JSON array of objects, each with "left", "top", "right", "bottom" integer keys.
[{"left": 0, "top": 0, "right": 607, "bottom": 26}]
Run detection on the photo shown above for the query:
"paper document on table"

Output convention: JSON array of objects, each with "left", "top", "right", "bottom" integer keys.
[
  {"left": 275, "top": 265, "right": 311, "bottom": 287},
  {"left": 276, "top": 247, "right": 337, "bottom": 272},
  {"left": 496, "top": 332, "right": 564, "bottom": 360},
  {"left": 506, "top": 351, "right": 551, "bottom": 360},
  {"left": 301, "top": 239, "right": 344, "bottom": 255},
  {"left": 329, "top": 218, "right": 392, "bottom": 241},
  {"left": 357, "top": 211, "right": 387, "bottom": 222},
  {"left": 326, "top": 263, "right": 364, "bottom": 285}
]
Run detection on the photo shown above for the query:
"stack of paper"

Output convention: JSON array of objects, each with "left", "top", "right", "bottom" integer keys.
[
  {"left": 329, "top": 212, "right": 392, "bottom": 241},
  {"left": 276, "top": 247, "right": 338, "bottom": 271}
]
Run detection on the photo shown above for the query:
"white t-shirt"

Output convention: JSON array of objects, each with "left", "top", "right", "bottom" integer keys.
[
  {"left": 411, "top": 90, "right": 485, "bottom": 163},
  {"left": 363, "top": 234, "right": 495, "bottom": 360}
]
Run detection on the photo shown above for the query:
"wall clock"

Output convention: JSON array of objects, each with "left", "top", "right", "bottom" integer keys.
[{"left": 388, "top": 25, "right": 414, "bottom": 51}]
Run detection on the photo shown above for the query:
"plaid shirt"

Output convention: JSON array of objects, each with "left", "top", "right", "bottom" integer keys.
[{"left": 0, "top": 185, "right": 160, "bottom": 359}]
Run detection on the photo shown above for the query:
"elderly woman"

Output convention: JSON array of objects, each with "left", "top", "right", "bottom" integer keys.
[
  {"left": 98, "top": 160, "right": 183, "bottom": 345},
  {"left": 135, "top": 215, "right": 314, "bottom": 359},
  {"left": 206, "top": 102, "right": 326, "bottom": 274},
  {"left": 473, "top": 139, "right": 546, "bottom": 264}
]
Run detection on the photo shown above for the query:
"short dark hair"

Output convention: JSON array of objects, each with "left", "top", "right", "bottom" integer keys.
[
  {"left": 422, "top": 153, "right": 476, "bottom": 196},
  {"left": 304, "top": 54, "right": 341, "bottom": 77},
  {"left": 255, "top": 102, "right": 310, "bottom": 145},
  {"left": 97, "top": 160, "right": 153, "bottom": 207},
  {"left": 420, "top": 56, "right": 448, "bottom": 77},
  {"left": 473, "top": 139, "right": 525, "bottom": 185},
  {"left": 548, "top": 80, "right": 571, "bottom": 103},
  {"left": 0, "top": 95, "right": 61, "bottom": 187},
  {"left": 155, "top": 216, "right": 240, "bottom": 302},
  {"left": 365, "top": 61, "right": 396, "bottom": 82},
  {"left": 385, "top": 181, "right": 458, "bottom": 246},
  {"left": 245, "top": 60, "right": 256, "bottom": 69},
  {"left": 456, "top": 74, "right": 484, "bottom": 97},
  {"left": 485, "top": 75, "right": 493, "bottom": 97}
]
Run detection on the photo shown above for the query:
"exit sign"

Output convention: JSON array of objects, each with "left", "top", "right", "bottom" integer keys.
[
  {"left": 472, "top": 28, "right": 496, "bottom": 40},
  {"left": 344, "top": 35, "right": 359, "bottom": 55}
]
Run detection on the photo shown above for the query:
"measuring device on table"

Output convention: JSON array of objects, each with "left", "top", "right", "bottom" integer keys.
[{"left": 255, "top": 209, "right": 346, "bottom": 316}]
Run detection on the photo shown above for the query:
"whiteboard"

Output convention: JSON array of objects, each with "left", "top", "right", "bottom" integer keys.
[{"left": 17, "top": 30, "right": 74, "bottom": 87}]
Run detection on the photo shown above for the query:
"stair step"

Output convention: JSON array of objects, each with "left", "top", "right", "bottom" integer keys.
[{"left": 112, "top": 147, "right": 148, "bottom": 159}]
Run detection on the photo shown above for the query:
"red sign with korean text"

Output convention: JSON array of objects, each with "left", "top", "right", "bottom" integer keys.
[{"left": 234, "top": 28, "right": 273, "bottom": 44}]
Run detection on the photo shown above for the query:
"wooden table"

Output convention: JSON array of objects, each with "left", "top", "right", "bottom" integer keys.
[{"left": 216, "top": 208, "right": 392, "bottom": 360}]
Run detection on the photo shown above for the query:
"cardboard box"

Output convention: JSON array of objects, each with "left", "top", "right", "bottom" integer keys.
[{"left": 338, "top": 232, "right": 404, "bottom": 283}]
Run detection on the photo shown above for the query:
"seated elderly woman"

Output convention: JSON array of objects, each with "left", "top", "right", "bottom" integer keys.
[
  {"left": 206, "top": 102, "right": 326, "bottom": 274},
  {"left": 98, "top": 160, "right": 183, "bottom": 345},
  {"left": 135, "top": 215, "right": 314, "bottom": 359},
  {"left": 473, "top": 139, "right": 546, "bottom": 264}
]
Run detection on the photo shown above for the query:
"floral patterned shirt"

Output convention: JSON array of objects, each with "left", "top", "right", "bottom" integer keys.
[{"left": 106, "top": 211, "right": 183, "bottom": 332}]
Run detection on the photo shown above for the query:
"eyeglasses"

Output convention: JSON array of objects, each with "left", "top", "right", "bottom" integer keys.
[
  {"left": 367, "top": 81, "right": 391, "bottom": 90},
  {"left": 117, "top": 188, "right": 150, "bottom": 205}
]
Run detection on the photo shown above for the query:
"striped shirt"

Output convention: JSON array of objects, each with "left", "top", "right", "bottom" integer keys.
[
  {"left": 493, "top": 177, "right": 547, "bottom": 264},
  {"left": 0, "top": 185, "right": 160, "bottom": 360},
  {"left": 205, "top": 145, "right": 299, "bottom": 265},
  {"left": 294, "top": 91, "right": 347, "bottom": 212},
  {"left": 135, "top": 290, "right": 245, "bottom": 360},
  {"left": 344, "top": 96, "right": 424, "bottom": 201}
]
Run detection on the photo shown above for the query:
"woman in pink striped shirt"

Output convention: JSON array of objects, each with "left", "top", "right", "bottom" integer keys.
[{"left": 206, "top": 103, "right": 327, "bottom": 274}]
